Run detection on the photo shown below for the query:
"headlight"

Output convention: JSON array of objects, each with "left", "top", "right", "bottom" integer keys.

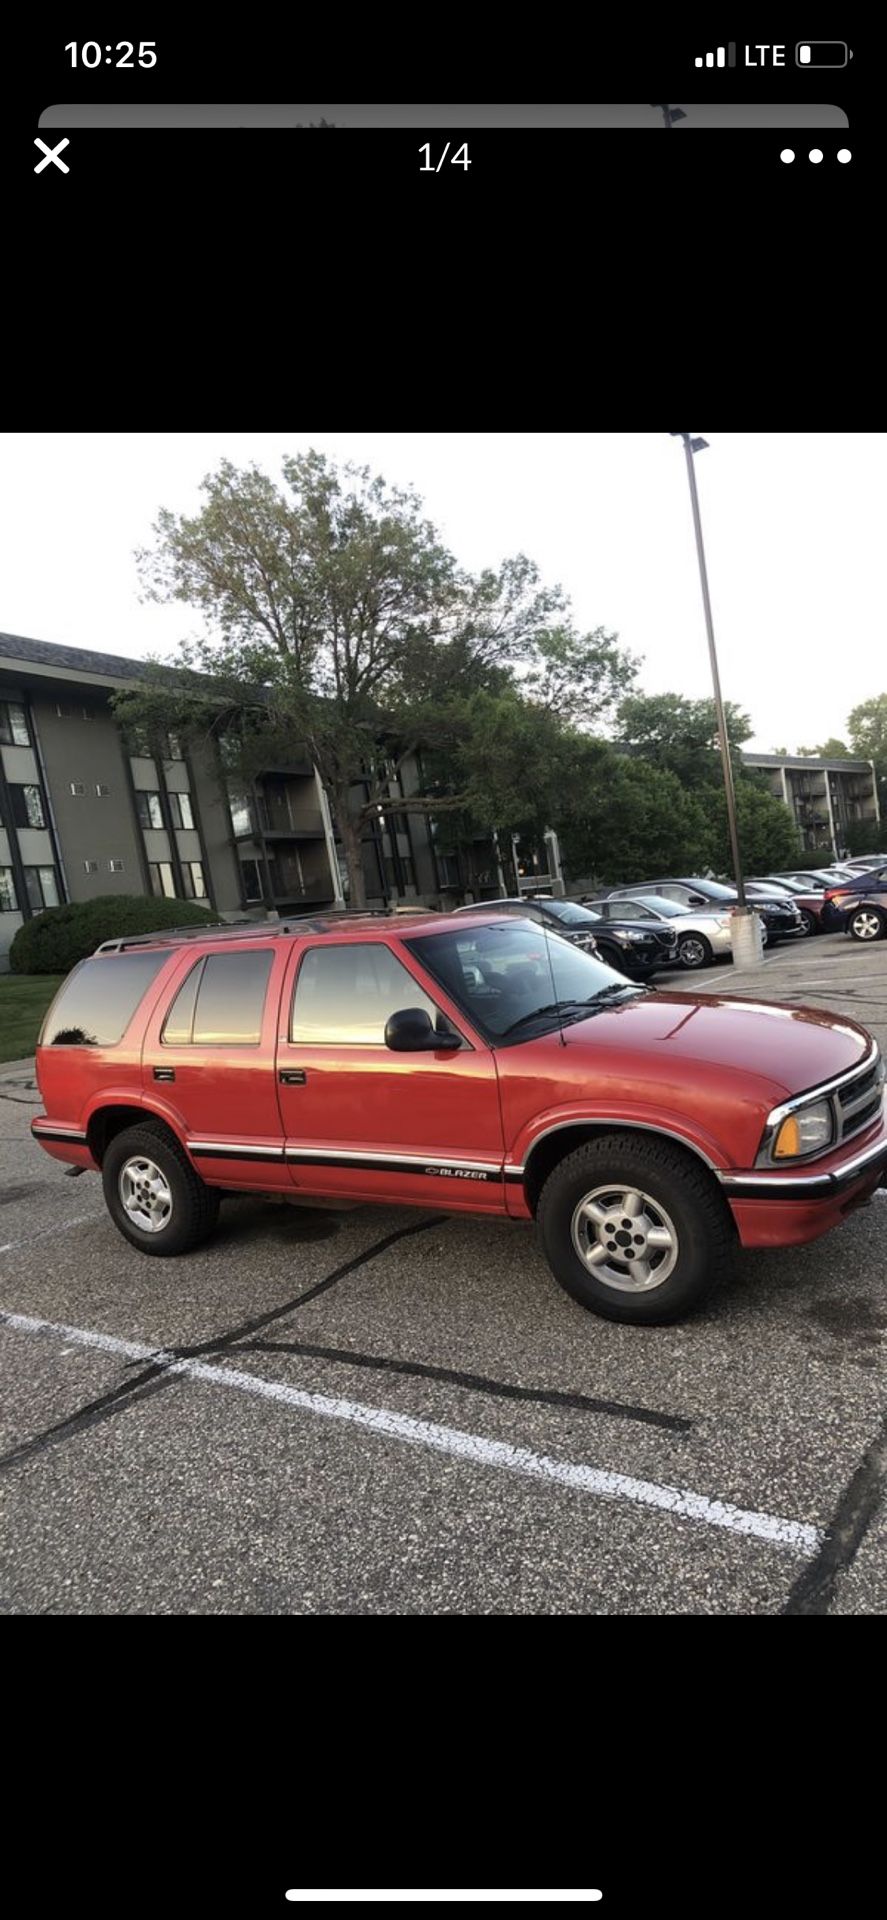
[
  {"left": 714, "top": 916, "right": 732, "bottom": 928},
  {"left": 772, "top": 1099, "right": 835, "bottom": 1158},
  {"left": 624, "top": 930, "right": 649, "bottom": 941}
]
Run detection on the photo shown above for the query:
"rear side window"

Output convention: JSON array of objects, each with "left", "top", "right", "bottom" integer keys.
[
  {"left": 162, "top": 949, "right": 273, "bottom": 1046},
  {"left": 40, "top": 951, "right": 169, "bottom": 1048}
]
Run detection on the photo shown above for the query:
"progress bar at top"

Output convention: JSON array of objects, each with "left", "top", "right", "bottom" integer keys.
[
  {"left": 695, "top": 44, "right": 737, "bottom": 67},
  {"left": 284, "top": 1896, "right": 605, "bottom": 1906}
]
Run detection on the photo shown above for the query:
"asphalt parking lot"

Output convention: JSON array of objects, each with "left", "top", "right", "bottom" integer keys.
[{"left": 2, "top": 926, "right": 886, "bottom": 1615}]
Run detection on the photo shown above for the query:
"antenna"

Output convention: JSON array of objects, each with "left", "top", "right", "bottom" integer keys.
[{"left": 540, "top": 914, "right": 567, "bottom": 1047}]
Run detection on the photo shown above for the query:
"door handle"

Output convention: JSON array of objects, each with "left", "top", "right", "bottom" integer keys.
[
  {"left": 279, "top": 1069, "right": 307, "bottom": 1085},
  {"left": 153, "top": 1067, "right": 175, "bottom": 1082}
]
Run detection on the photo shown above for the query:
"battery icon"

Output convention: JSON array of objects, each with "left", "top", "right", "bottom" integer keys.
[{"left": 796, "top": 42, "right": 850, "bottom": 67}]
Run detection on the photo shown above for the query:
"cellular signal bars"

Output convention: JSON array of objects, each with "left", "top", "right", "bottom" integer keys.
[{"left": 694, "top": 45, "right": 737, "bottom": 67}]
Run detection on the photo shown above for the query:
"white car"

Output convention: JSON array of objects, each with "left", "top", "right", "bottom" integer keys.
[{"left": 589, "top": 892, "right": 733, "bottom": 970}]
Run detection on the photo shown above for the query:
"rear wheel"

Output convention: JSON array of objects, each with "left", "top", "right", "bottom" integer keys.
[
  {"left": 536, "top": 1133, "right": 734, "bottom": 1325},
  {"left": 102, "top": 1123, "right": 220, "bottom": 1256},
  {"left": 849, "top": 907, "right": 886, "bottom": 942},
  {"left": 798, "top": 910, "right": 818, "bottom": 937},
  {"left": 677, "top": 932, "right": 712, "bottom": 969}
]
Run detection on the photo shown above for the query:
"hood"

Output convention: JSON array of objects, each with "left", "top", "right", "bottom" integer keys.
[{"left": 561, "top": 989, "right": 873, "bottom": 1105}]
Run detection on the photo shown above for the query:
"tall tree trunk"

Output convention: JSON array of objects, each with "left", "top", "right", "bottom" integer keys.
[{"left": 332, "top": 791, "right": 367, "bottom": 907}]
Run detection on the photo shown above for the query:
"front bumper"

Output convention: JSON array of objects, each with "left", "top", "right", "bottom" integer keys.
[{"left": 720, "top": 1126, "right": 887, "bottom": 1247}]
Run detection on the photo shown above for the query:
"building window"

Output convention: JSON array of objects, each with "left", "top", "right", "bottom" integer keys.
[
  {"left": 23, "top": 866, "right": 60, "bottom": 911},
  {"left": 10, "top": 785, "right": 46, "bottom": 830},
  {"left": 136, "top": 791, "right": 164, "bottom": 830},
  {"left": 108, "top": 859, "right": 125, "bottom": 873},
  {"left": 149, "top": 862, "right": 177, "bottom": 899},
  {"left": 435, "top": 852, "right": 461, "bottom": 888},
  {"left": 70, "top": 782, "right": 85, "bottom": 796},
  {"left": 181, "top": 861, "right": 207, "bottom": 899},
  {"left": 0, "top": 702, "right": 30, "bottom": 747},
  {"left": 124, "top": 724, "right": 151, "bottom": 756},
  {"left": 228, "top": 791, "right": 253, "bottom": 837},
  {"left": 168, "top": 792, "right": 195, "bottom": 830},
  {"left": 240, "top": 859, "right": 264, "bottom": 903},
  {"left": 165, "top": 732, "right": 184, "bottom": 761},
  {"left": 0, "top": 869, "right": 18, "bottom": 912},
  {"left": 83, "top": 860, "right": 99, "bottom": 874},
  {"left": 95, "top": 783, "right": 110, "bottom": 797}
]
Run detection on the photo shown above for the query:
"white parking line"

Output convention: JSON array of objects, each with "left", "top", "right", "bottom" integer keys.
[
  {"left": 0, "top": 1306, "right": 823, "bottom": 1554},
  {"left": 0, "top": 1212, "right": 102, "bottom": 1254}
]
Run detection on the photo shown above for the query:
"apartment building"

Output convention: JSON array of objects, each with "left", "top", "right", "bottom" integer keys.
[
  {"left": 0, "top": 630, "right": 506, "bottom": 964},
  {"left": 742, "top": 751, "right": 882, "bottom": 856}
]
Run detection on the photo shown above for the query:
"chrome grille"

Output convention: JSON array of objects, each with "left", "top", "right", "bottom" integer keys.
[{"left": 838, "top": 1058, "right": 885, "bottom": 1142}]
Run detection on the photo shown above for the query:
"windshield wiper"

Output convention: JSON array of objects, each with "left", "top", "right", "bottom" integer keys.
[
  {"left": 589, "top": 982, "right": 646, "bottom": 1003},
  {"left": 500, "top": 999, "right": 596, "bottom": 1037}
]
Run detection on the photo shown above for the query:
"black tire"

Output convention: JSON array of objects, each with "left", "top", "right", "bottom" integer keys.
[
  {"left": 849, "top": 906, "right": 886, "bottom": 942},
  {"left": 102, "top": 1122, "right": 220, "bottom": 1257},
  {"left": 596, "top": 941, "right": 632, "bottom": 978},
  {"left": 536, "top": 1132, "right": 734, "bottom": 1325},
  {"left": 677, "top": 932, "right": 712, "bottom": 970},
  {"left": 799, "top": 910, "right": 817, "bottom": 938}
]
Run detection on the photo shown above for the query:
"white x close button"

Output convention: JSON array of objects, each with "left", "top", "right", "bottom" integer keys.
[{"left": 34, "top": 137, "right": 70, "bottom": 173}]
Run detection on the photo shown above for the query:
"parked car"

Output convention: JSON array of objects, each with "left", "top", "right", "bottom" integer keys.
[
  {"left": 746, "top": 879, "right": 826, "bottom": 938},
  {"left": 454, "top": 895, "right": 677, "bottom": 979},
  {"left": 581, "top": 893, "right": 732, "bottom": 970},
  {"left": 609, "top": 877, "right": 803, "bottom": 946},
  {"left": 821, "top": 870, "right": 887, "bottom": 938},
  {"left": 775, "top": 867, "right": 859, "bottom": 890},
  {"left": 843, "top": 854, "right": 887, "bottom": 870},
  {"left": 32, "top": 910, "right": 887, "bottom": 1326}
]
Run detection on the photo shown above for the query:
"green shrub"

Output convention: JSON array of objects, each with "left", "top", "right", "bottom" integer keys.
[{"left": 9, "top": 894, "right": 221, "bottom": 975}]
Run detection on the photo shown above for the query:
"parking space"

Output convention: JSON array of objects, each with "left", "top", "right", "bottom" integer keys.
[{"left": 2, "top": 933, "right": 886, "bottom": 1614}]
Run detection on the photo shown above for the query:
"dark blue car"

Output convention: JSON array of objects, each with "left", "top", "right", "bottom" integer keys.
[{"left": 822, "top": 866, "right": 887, "bottom": 935}]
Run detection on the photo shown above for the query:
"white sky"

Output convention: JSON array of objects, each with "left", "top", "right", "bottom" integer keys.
[{"left": 2, "top": 432, "right": 882, "bottom": 752}]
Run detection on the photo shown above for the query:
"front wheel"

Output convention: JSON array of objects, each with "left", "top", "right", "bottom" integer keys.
[
  {"left": 677, "top": 932, "right": 712, "bottom": 969},
  {"left": 798, "top": 910, "right": 817, "bottom": 937},
  {"left": 849, "top": 907, "right": 886, "bottom": 942},
  {"left": 536, "top": 1134, "right": 734, "bottom": 1325},
  {"left": 102, "top": 1123, "right": 220, "bottom": 1256}
]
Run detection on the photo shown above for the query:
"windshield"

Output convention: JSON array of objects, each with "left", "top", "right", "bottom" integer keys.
[
  {"left": 537, "top": 899, "right": 601, "bottom": 928},
  {"left": 684, "top": 879, "right": 736, "bottom": 901},
  {"left": 617, "top": 894, "right": 679, "bottom": 918},
  {"left": 406, "top": 921, "right": 638, "bottom": 1042}
]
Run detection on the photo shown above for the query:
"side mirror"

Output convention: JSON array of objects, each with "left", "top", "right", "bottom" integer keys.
[
  {"left": 688, "top": 893, "right": 707, "bottom": 906},
  {"left": 384, "top": 1008, "right": 461, "bottom": 1052}
]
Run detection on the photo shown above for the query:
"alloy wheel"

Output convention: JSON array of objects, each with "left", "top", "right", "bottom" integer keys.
[
  {"left": 570, "top": 1184, "right": 679, "bottom": 1292},
  {"left": 851, "top": 910, "right": 883, "bottom": 941},
  {"left": 119, "top": 1155, "right": 173, "bottom": 1233}
]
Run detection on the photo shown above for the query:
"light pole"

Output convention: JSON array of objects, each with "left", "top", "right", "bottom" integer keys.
[{"left": 669, "top": 433, "right": 762, "bottom": 964}]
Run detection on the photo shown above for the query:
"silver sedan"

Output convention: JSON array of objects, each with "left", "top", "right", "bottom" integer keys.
[{"left": 586, "top": 893, "right": 734, "bottom": 970}]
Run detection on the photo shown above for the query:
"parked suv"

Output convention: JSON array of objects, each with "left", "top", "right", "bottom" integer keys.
[
  {"left": 613, "top": 878, "right": 802, "bottom": 946},
  {"left": 32, "top": 911, "right": 887, "bottom": 1326},
  {"left": 581, "top": 894, "right": 732, "bottom": 970},
  {"left": 453, "top": 895, "right": 677, "bottom": 978}
]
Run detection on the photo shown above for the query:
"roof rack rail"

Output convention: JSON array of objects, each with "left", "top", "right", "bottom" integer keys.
[{"left": 92, "top": 906, "right": 415, "bottom": 955}]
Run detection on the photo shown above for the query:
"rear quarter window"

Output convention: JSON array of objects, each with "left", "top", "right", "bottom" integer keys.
[{"left": 40, "top": 951, "right": 170, "bottom": 1047}]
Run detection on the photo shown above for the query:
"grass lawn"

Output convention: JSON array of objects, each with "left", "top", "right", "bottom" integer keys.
[{"left": 0, "top": 974, "right": 65, "bottom": 1063}]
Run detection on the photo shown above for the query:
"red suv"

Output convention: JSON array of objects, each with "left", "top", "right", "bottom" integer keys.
[{"left": 32, "top": 910, "right": 887, "bottom": 1325}]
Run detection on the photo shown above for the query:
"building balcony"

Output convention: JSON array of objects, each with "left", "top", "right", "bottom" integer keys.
[{"left": 232, "top": 810, "right": 326, "bottom": 841}]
